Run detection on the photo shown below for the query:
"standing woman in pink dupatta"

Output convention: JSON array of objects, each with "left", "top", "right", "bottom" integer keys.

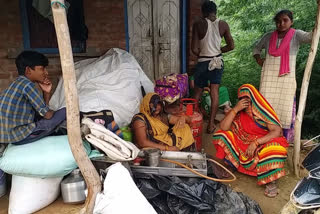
[{"left": 253, "top": 10, "right": 312, "bottom": 143}]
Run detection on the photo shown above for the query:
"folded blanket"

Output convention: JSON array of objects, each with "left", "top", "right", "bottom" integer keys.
[{"left": 82, "top": 118, "right": 139, "bottom": 161}]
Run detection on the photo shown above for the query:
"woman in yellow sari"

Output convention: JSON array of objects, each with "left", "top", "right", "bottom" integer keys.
[{"left": 131, "top": 93, "right": 194, "bottom": 151}]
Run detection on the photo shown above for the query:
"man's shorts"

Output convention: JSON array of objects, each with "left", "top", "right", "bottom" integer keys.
[{"left": 193, "top": 60, "right": 224, "bottom": 88}]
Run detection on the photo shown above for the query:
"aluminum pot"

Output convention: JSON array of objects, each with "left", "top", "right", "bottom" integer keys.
[{"left": 61, "top": 169, "right": 86, "bottom": 204}]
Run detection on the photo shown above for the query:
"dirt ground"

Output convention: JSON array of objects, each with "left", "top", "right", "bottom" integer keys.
[
  {"left": 202, "top": 130, "right": 302, "bottom": 214},
  {"left": 0, "top": 115, "right": 309, "bottom": 214}
]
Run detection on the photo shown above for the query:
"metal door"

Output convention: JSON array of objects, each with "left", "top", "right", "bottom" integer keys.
[
  {"left": 153, "top": 0, "right": 180, "bottom": 79},
  {"left": 127, "top": 0, "right": 154, "bottom": 80},
  {"left": 127, "top": 0, "right": 180, "bottom": 80}
]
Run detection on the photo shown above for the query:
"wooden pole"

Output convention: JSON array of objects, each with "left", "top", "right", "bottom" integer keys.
[
  {"left": 50, "top": 1, "right": 101, "bottom": 213},
  {"left": 293, "top": 1, "right": 320, "bottom": 177}
]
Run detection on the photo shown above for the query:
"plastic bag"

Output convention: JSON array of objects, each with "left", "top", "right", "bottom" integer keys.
[
  {"left": 94, "top": 163, "right": 156, "bottom": 214},
  {"left": 49, "top": 48, "right": 154, "bottom": 127},
  {"left": 134, "top": 174, "right": 263, "bottom": 214},
  {"left": 120, "top": 126, "right": 133, "bottom": 142}
]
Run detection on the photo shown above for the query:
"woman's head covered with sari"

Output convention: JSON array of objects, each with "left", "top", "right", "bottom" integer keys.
[
  {"left": 140, "top": 93, "right": 163, "bottom": 117},
  {"left": 135, "top": 92, "right": 194, "bottom": 149},
  {"left": 238, "top": 84, "right": 281, "bottom": 128}
]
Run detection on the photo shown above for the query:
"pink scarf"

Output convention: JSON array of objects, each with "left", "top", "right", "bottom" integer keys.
[{"left": 268, "top": 28, "right": 296, "bottom": 76}]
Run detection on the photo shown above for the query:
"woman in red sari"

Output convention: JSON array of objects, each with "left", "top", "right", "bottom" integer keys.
[{"left": 212, "top": 84, "right": 289, "bottom": 197}]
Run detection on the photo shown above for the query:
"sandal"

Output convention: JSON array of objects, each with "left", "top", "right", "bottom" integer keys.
[
  {"left": 265, "top": 182, "right": 278, "bottom": 198},
  {"left": 206, "top": 125, "right": 216, "bottom": 134}
]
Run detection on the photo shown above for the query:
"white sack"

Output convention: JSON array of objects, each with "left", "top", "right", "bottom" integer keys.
[
  {"left": 49, "top": 48, "right": 154, "bottom": 127},
  {"left": 94, "top": 163, "right": 156, "bottom": 214},
  {"left": 9, "top": 175, "right": 63, "bottom": 214}
]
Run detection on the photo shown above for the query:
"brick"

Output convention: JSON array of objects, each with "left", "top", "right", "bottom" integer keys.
[
  {"left": 0, "top": 73, "right": 10, "bottom": 79},
  {"left": 0, "top": 0, "right": 200, "bottom": 92}
]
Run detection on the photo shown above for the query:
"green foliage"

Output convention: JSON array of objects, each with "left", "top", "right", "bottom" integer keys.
[{"left": 215, "top": 0, "right": 320, "bottom": 138}]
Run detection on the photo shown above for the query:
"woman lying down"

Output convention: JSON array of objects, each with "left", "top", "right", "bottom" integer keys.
[{"left": 131, "top": 93, "right": 194, "bottom": 151}]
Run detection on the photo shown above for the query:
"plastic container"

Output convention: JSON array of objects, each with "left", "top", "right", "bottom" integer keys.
[
  {"left": 180, "top": 98, "right": 203, "bottom": 152},
  {"left": 144, "top": 148, "right": 161, "bottom": 167},
  {"left": 0, "top": 169, "right": 6, "bottom": 198},
  {"left": 61, "top": 169, "right": 86, "bottom": 204},
  {"left": 201, "top": 91, "right": 211, "bottom": 115},
  {"left": 120, "top": 126, "right": 133, "bottom": 142},
  {"left": 200, "top": 87, "right": 231, "bottom": 114}
]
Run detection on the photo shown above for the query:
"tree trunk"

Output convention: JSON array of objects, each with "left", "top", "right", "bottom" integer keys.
[
  {"left": 293, "top": 1, "right": 320, "bottom": 177},
  {"left": 50, "top": 1, "right": 101, "bottom": 213}
]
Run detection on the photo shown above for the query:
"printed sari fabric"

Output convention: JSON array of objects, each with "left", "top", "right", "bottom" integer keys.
[
  {"left": 132, "top": 93, "right": 194, "bottom": 150},
  {"left": 213, "top": 84, "right": 289, "bottom": 185}
]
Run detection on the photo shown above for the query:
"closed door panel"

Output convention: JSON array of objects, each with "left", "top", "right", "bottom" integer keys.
[
  {"left": 128, "top": 0, "right": 154, "bottom": 80},
  {"left": 154, "top": 0, "right": 180, "bottom": 79},
  {"left": 128, "top": 0, "right": 180, "bottom": 80}
]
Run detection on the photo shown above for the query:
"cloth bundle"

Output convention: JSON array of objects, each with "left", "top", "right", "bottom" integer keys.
[
  {"left": 208, "top": 56, "right": 223, "bottom": 71},
  {"left": 154, "top": 73, "right": 189, "bottom": 103},
  {"left": 82, "top": 118, "right": 139, "bottom": 161},
  {"left": 81, "top": 110, "right": 123, "bottom": 138},
  {"left": 49, "top": 48, "right": 154, "bottom": 127}
]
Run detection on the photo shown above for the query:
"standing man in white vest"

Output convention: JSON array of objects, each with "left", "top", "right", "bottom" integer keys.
[{"left": 191, "top": 1, "right": 234, "bottom": 134}]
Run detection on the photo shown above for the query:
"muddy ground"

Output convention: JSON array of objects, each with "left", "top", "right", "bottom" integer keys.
[{"left": 0, "top": 117, "right": 310, "bottom": 214}]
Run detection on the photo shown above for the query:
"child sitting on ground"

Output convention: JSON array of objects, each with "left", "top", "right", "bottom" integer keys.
[{"left": 0, "top": 51, "right": 66, "bottom": 146}]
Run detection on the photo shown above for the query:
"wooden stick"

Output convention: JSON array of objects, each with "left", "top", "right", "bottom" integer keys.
[
  {"left": 50, "top": 1, "right": 101, "bottom": 213},
  {"left": 293, "top": 1, "right": 320, "bottom": 177}
]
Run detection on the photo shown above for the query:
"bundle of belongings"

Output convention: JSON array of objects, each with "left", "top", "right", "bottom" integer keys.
[
  {"left": 49, "top": 48, "right": 154, "bottom": 127},
  {"left": 81, "top": 110, "right": 124, "bottom": 138},
  {"left": 154, "top": 73, "right": 189, "bottom": 104},
  {"left": 94, "top": 163, "right": 157, "bottom": 214},
  {"left": 82, "top": 117, "right": 139, "bottom": 161},
  {"left": 0, "top": 48, "right": 154, "bottom": 213},
  {"left": 0, "top": 135, "right": 100, "bottom": 213}
]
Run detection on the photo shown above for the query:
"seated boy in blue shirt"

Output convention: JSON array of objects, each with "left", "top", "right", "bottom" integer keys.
[{"left": 0, "top": 51, "right": 66, "bottom": 145}]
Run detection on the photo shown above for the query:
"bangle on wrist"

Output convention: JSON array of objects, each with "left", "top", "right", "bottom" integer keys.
[
  {"left": 230, "top": 108, "right": 237, "bottom": 116},
  {"left": 165, "top": 145, "right": 169, "bottom": 151},
  {"left": 254, "top": 140, "right": 259, "bottom": 147}
]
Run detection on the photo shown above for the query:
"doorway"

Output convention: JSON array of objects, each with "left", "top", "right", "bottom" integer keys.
[{"left": 127, "top": 0, "right": 180, "bottom": 80}]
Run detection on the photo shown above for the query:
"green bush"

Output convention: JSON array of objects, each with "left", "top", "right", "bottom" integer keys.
[{"left": 216, "top": 0, "right": 320, "bottom": 138}]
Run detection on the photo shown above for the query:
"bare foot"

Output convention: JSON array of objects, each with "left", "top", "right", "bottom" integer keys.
[{"left": 265, "top": 181, "right": 278, "bottom": 198}]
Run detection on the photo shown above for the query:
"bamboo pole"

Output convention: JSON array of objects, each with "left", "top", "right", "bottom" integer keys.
[
  {"left": 293, "top": 1, "right": 320, "bottom": 177},
  {"left": 50, "top": 1, "right": 101, "bottom": 213}
]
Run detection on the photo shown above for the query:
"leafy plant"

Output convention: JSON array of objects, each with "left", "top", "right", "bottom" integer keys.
[{"left": 215, "top": 0, "right": 320, "bottom": 138}]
